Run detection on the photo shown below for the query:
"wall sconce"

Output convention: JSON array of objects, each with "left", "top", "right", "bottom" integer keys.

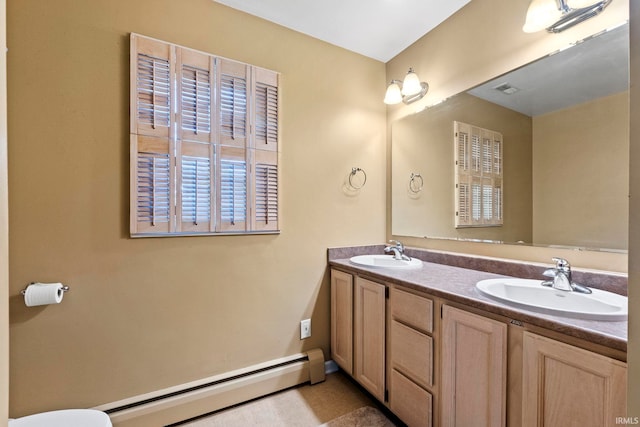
[
  {"left": 384, "top": 68, "right": 429, "bottom": 105},
  {"left": 523, "top": 0, "right": 612, "bottom": 33}
]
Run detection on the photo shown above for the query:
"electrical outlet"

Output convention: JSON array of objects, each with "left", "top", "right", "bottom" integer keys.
[{"left": 300, "top": 318, "right": 311, "bottom": 339}]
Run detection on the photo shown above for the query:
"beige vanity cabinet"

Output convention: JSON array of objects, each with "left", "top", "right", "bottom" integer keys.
[
  {"left": 330, "top": 269, "right": 353, "bottom": 374},
  {"left": 330, "top": 270, "right": 386, "bottom": 401},
  {"left": 388, "top": 287, "right": 434, "bottom": 427},
  {"left": 330, "top": 267, "right": 626, "bottom": 427},
  {"left": 522, "top": 331, "right": 627, "bottom": 427},
  {"left": 441, "top": 305, "right": 507, "bottom": 427},
  {"left": 353, "top": 276, "right": 386, "bottom": 401}
]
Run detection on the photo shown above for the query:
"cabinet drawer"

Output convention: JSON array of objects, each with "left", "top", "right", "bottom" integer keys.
[
  {"left": 390, "top": 368, "right": 432, "bottom": 427},
  {"left": 390, "top": 287, "right": 433, "bottom": 333},
  {"left": 391, "top": 319, "right": 433, "bottom": 388}
]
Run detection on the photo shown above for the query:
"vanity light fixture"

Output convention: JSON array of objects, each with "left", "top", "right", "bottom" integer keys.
[
  {"left": 523, "top": 0, "right": 612, "bottom": 33},
  {"left": 384, "top": 68, "right": 429, "bottom": 105}
]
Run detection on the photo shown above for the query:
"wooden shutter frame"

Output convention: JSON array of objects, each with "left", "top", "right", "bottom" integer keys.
[
  {"left": 130, "top": 33, "right": 279, "bottom": 237},
  {"left": 177, "top": 47, "right": 215, "bottom": 144},
  {"left": 251, "top": 67, "right": 279, "bottom": 232},
  {"left": 131, "top": 34, "right": 175, "bottom": 139},
  {"left": 177, "top": 141, "right": 215, "bottom": 233},
  {"left": 130, "top": 134, "right": 176, "bottom": 234},
  {"left": 218, "top": 58, "right": 249, "bottom": 149},
  {"left": 130, "top": 34, "right": 177, "bottom": 235},
  {"left": 252, "top": 149, "right": 279, "bottom": 232},
  {"left": 454, "top": 121, "right": 503, "bottom": 228},
  {"left": 217, "top": 145, "right": 248, "bottom": 233},
  {"left": 252, "top": 67, "right": 279, "bottom": 152}
]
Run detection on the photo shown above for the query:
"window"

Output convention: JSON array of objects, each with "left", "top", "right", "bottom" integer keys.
[
  {"left": 130, "top": 34, "right": 279, "bottom": 236},
  {"left": 454, "top": 121, "right": 503, "bottom": 228}
]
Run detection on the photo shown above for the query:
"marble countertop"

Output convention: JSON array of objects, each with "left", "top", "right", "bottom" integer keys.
[{"left": 328, "top": 247, "right": 627, "bottom": 353}]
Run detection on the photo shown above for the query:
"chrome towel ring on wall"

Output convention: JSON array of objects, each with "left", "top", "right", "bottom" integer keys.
[
  {"left": 349, "top": 167, "right": 367, "bottom": 190},
  {"left": 409, "top": 172, "right": 423, "bottom": 194}
]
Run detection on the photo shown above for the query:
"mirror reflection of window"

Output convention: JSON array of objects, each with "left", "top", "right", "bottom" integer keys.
[{"left": 391, "top": 23, "right": 628, "bottom": 252}]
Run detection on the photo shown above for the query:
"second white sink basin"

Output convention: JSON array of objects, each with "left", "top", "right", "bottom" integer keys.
[
  {"left": 350, "top": 254, "right": 422, "bottom": 269},
  {"left": 476, "top": 278, "right": 627, "bottom": 321}
]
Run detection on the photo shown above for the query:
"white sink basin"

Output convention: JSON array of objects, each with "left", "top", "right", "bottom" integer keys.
[
  {"left": 476, "top": 278, "right": 627, "bottom": 321},
  {"left": 350, "top": 254, "right": 422, "bottom": 269}
]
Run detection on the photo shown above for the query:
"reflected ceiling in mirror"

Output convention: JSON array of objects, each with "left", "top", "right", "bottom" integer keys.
[{"left": 391, "top": 23, "right": 629, "bottom": 252}]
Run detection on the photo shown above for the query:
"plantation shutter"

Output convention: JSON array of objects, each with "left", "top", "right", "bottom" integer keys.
[
  {"left": 252, "top": 150, "right": 278, "bottom": 231},
  {"left": 218, "top": 147, "right": 247, "bottom": 232},
  {"left": 253, "top": 68, "right": 279, "bottom": 152},
  {"left": 177, "top": 141, "right": 215, "bottom": 233},
  {"left": 130, "top": 33, "right": 279, "bottom": 237},
  {"left": 131, "top": 35, "right": 175, "bottom": 139},
  {"left": 251, "top": 68, "right": 279, "bottom": 231},
  {"left": 492, "top": 132, "right": 503, "bottom": 222},
  {"left": 175, "top": 47, "right": 215, "bottom": 233},
  {"left": 130, "top": 135, "right": 175, "bottom": 234},
  {"left": 177, "top": 48, "right": 214, "bottom": 143},
  {"left": 218, "top": 59, "right": 249, "bottom": 148},
  {"left": 455, "top": 122, "right": 472, "bottom": 227},
  {"left": 130, "top": 34, "right": 176, "bottom": 235},
  {"left": 454, "top": 121, "right": 503, "bottom": 228}
]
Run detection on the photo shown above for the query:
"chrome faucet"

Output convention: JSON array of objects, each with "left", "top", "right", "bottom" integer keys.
[
  {"left": 384, "top": 240, "right": 411, "bottom": 261},
  {"left": 542, "top": 257, "right": 592, "bottom": 294}
]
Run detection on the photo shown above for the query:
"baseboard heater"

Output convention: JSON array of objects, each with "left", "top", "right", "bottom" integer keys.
[{"left": 94, "top": 349, "right": 325, "bottom": 427}]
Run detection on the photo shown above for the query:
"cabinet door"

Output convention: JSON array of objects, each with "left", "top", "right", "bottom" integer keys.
[
  {"left": 441, "top": 305, "right": 507, "bottom": 427},
  {"left": 330, "top": 269, "right": 353, "bottom": 375},
  {"left": 522, "top": 331, "right": 627, "bottom": 427},
  {"left": 354, "top": 277, "right": 386, "bottom": 401}
]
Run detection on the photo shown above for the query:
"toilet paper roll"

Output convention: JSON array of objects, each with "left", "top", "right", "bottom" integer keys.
[{"left": 24, "top": 283, "right": 64, "bottom": 307}]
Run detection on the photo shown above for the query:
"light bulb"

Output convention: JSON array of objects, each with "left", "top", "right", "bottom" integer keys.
[
  {"left": 384, "top": 82, "right": 402, "bottom": 105},
  {"left": 523, "top": 0, "right": 563, "bottom": 33},
  {"left": 401, "top": 69, "right": 422, "bottom": 96}
]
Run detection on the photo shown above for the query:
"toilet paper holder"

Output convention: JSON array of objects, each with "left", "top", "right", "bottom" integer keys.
[{"left": 20, "top": 283, "right": 70, "bottom": 295}]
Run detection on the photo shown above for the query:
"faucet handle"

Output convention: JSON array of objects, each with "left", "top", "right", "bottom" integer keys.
[
  {"left": 551, "top": 257, "right": 571, "bottom": 272},
  {"left": 388, "top": 240, "right": 404, "bottom": 250}
]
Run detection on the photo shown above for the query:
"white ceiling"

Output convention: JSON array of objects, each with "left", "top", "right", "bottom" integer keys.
[{"left": 213, "top": 0, "right": 471, "bottom": 63}]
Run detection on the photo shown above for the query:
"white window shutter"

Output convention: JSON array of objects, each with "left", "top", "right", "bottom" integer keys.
[
  {"left": 130, "top": 34, "right": 279, "bottom": 237},
  {"left": 130, "top": 135, "right": 175, "bottom": 234},
  {"left": 454, "top": 121, "right": 503, "bottom": 228},
  {"left": 131, "top": 35, "right": 175, "bottom": 139},
  {"left": 252, "top": 150, "right": 278, "bottom": 231},
  {"left": 218, "top": 59, "right": 248, "bottom": 148},
  {"left": 253, "top": 67, "right": 279, "bottom": 152},
  {"left": 454, "top": 122, "right": 472, "bottom": 227},
  {"left": 177, "top": 47, "right": 214, "bottom": 143},
  {"left": 217, "top": 147, "right": 247, "bottom": 232},
  {"left": 176, "top": 141, "right": 215, "bottom": 233}
]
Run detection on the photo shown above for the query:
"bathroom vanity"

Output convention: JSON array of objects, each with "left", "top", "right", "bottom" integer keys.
[{"left": 328, "top": 246, "right": 627, "bottom": 427}]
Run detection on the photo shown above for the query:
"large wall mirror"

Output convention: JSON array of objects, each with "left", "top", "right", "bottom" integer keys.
[{"left": 392, "top": 22, "right": 629, "bottom": 252}]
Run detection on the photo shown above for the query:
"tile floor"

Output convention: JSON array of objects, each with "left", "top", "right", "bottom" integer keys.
[{"left": 174, "top": 371, "right": 401, "bottom": 426}]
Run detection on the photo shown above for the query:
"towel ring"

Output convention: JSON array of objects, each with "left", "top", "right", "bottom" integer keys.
[
  {"left": 349, "top": 167, "right": 367, "bottom": 190},
  {"left": 409, "top": 173, "right": 424, "bottom": 193}
]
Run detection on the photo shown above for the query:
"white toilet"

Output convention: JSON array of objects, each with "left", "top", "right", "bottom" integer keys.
[{"left": 9, "top": 409, "right": 112, "bottom": 426}]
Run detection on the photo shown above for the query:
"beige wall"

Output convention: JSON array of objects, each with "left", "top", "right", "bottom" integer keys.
[
  {"left": 7, "top": 0, "right": 386, "bottom": 417},
  {"left": 1, "top": 0, "right": 7, "bottom": 423},
  {"left": 628, "top": 0, "right": 639, "bottom": 415},
  {"left": 533, "top": 92, "right": 629, "bottom": 250},
  {"left": 392, "top": 93, "right": 532, "bottom": 242},
  {"left": 387, "top": 0, "right": 629, "bottom": 272}
]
